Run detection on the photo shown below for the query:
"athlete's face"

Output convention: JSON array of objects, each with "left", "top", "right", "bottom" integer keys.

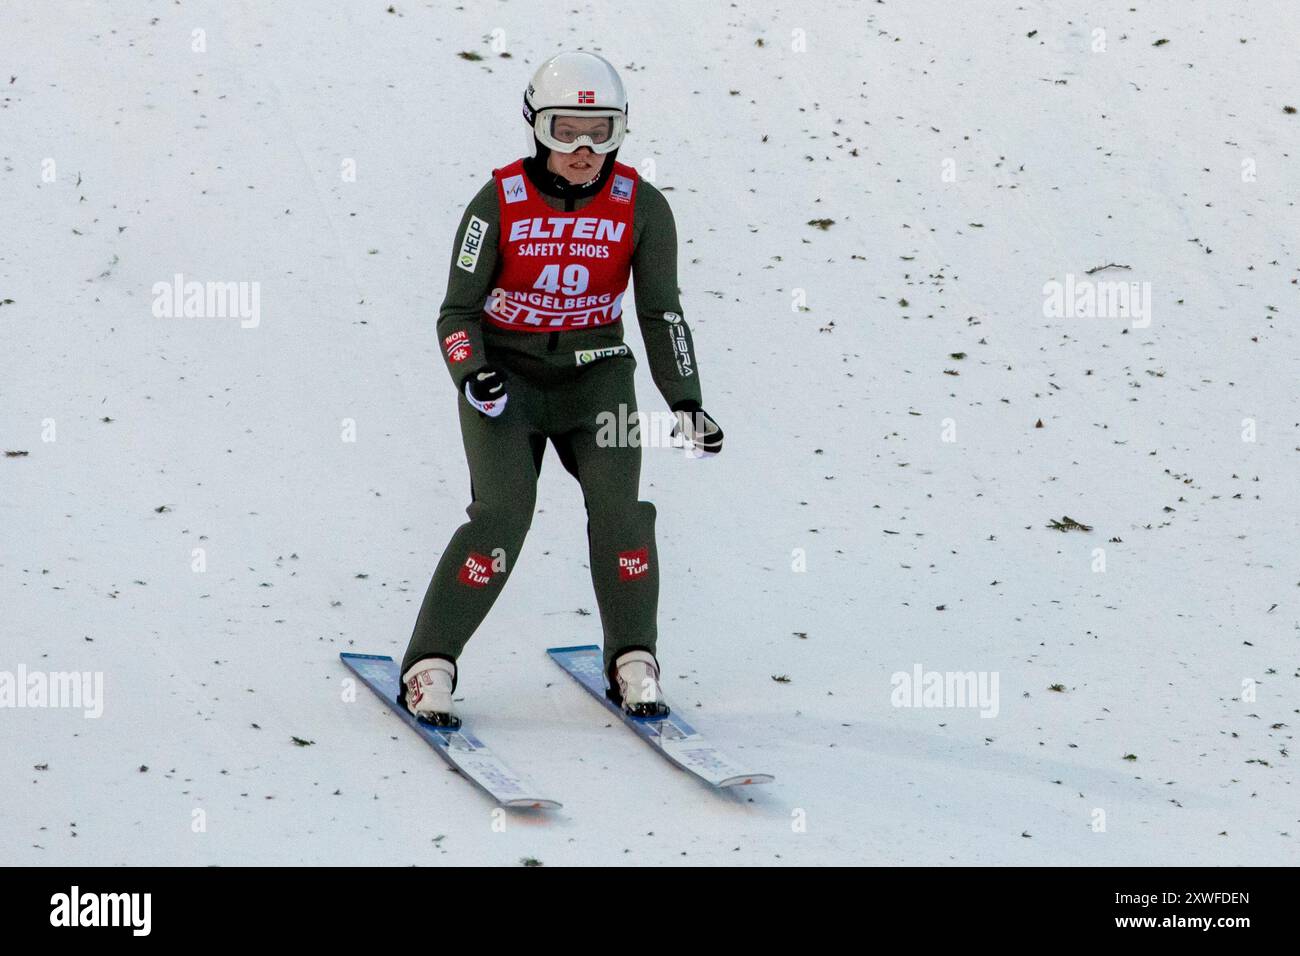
[
  {"left": 548, "top": 147, "right": 603, "bottom": 184},
  {"left": 546, "top": 116, "right": 611, "bottom": 184}
]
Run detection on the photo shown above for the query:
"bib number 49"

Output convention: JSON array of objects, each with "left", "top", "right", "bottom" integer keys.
[{"left": 534, "top": 263, "right": 589, "bottom": 296}]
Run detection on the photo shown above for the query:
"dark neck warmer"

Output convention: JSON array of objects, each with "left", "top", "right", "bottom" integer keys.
[{"left": 523, "top": 145, "right": 619, "bottom": 203}]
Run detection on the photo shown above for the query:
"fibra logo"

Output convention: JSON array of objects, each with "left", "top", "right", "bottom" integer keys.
[{"left": 669, "top": 324, "right": 693, "bottom": 377}]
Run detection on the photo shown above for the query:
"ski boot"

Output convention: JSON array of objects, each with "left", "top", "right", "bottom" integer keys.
[
  {"left": 401, "top": 657, "right": 461, "bottom": 730},
  {"left": 607, "top": 649, "right": 670, "bottom": 719}
]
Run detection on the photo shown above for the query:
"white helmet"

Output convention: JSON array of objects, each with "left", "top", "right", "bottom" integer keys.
[{"left": 523, "top": 51, "right": 628, "bottom": 156}]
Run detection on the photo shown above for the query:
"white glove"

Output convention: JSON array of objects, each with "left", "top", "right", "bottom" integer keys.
[
  {"left": 463, "top": 366, "right": 509, "bottom": 418},
  {"left": 670, "top": 402, "right": 723, "bottom": 458}
]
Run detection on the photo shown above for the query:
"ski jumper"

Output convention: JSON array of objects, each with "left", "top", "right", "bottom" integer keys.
[{"left": 401, "top": 158, "right": 704, "bottom": 684}]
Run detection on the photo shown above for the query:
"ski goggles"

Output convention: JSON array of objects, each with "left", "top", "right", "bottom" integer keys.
[{"left": 532, "top": 108, "right": 626, "bottom": 154}]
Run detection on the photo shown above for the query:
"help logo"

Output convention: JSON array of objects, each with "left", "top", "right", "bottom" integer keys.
[{"left": 618, "top": 548, "right": 650, "bottom": 581}]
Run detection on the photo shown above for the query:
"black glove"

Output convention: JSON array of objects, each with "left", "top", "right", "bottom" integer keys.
[
  {"left": 464, "top": 365, "right": 509, "bottom": 418},
  {"left": 670, "top": 400, "right": 723, "bottom": 457}
]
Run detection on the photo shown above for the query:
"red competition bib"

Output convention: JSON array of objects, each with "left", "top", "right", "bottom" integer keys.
[{"left": 484, "top": 158, "right": 638, "bottom": 332}]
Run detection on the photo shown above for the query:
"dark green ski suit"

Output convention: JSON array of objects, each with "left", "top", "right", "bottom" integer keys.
[{"left": 400, "top": 157, "right": 705, "bottom": 687}]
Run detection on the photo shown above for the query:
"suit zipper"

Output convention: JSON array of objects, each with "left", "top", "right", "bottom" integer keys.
[{"left": 548, "top": 194, "right": 577, "bottom": 354}]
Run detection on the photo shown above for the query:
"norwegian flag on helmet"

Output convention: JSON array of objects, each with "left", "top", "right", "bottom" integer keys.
[{"left": 577, "top": 90, "right": 595, "bottom": 104}]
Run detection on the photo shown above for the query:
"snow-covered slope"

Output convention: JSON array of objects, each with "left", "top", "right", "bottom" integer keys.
[{"left": 2, "top": 0, "right": 1295, "bottom": 866}]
